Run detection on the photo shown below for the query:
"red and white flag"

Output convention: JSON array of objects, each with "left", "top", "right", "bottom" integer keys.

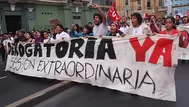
[{"left": 107, "top": 1, "right": 122, "bottom": 22}]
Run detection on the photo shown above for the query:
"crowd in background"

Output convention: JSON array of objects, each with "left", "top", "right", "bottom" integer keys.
[{"left": 0, "top": 4, "right": 189, "bottom": 63}]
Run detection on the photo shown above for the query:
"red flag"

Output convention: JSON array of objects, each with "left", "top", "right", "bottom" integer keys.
[
  {"left": 107, "top": 1, "right": 122, "bottom": 22},
  {"left": 186, "top": 10, "right": 189, "bottom": 16}
]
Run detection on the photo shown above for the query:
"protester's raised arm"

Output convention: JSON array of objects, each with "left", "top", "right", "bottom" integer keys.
[{"left": 92, "top": 4, "right": 106, "bottom": 24}]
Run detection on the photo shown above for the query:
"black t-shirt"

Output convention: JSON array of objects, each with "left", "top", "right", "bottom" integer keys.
[
  {"left": 106, "top": 30, "right": 124, "bottom": 36},
  {"left": 17, "top": 35, "right": 26, "bottom": 43}
]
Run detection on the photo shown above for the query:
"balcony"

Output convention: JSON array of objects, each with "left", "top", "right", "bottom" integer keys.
[
  {"left": 81, "top": 0, "right": 91, "bottom": 3},
  {"left": 158, "top": 6, "right": 167, "bottom": 11},
  {"left": 0, "top": 0, "right": 68, "bottom": 5},
  {"left": 91, "top": 0, "right": 113, "bottom": 7}
]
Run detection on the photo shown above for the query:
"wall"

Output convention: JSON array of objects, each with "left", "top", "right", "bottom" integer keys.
[
  {"left": 28, "top": 4, "right": 59, "bottom": 31},
  {"left": 0, "top": 3, "right": 29, "bottom": 33},
  {"left": 29, "top": 3, "right": 100, "bottom": 31}
]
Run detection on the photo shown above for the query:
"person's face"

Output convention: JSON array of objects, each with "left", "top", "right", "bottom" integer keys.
[
  {"left": 183, "top": 17, "right": 188, "bottom": 24},
  {"left": 145, "top": 19, "right": 149, "bottom": 23},
  {"left": 176, "top": 16, "right": 180, "bottom": 21},
  {"left": 131, "top": 16, "right": 139, "bottom": 27},
  {"left": 150, "top": 16, "right": 156, "bottom": 22},
  {"left": 94, "top": 16, "right": 101, "bottom": 25},
  {"left": 43, "top": 32, "right": 49, "bottom": 39},
  {"left": 4, "top": 34, "right": 8, "bottom": 39},
  {"left": 32, "top": 32, "right": 36, "bottom": 36},
  {"left": 165, "top": 19, "right": 174, "bottom": 30},
  {"left": 88, "top": 23, "right": 92, "bottom": 27},
  {"left": 72, "top": 24, "right": 75, "bottom": 29},
  {"left": 110, "top": 23, "right": 117, "bottom": 33},
  {"left": 55, "top": 26, "right": 63, "bottom": 34},
  {"left": 15, "top": 31, "right": 19, "bottom": 35},
  {"left": 83, "top": 27, "right": 88, "bottom": 34},
  {"left": 14, "top": 35, "right": 18, "bottom": 39},
  {"left": 25, "top": 33, "right": 31, "bottom": 39},
  {"left": 18, "top": 31, "right": 22, "bottom": 36},
  {"left": 36, "top": 32, "right": 41, "bottom": 38},
  {"left": 73, "top": 25, "right": 77, "bottom": 30}
]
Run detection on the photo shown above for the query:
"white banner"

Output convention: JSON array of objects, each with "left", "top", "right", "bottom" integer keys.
[
  {"left": 5, "top": 35, "right": 179, "bottom": 102},
  {"left": 177, "top": 25, "right": 189, "bottom": 60}
]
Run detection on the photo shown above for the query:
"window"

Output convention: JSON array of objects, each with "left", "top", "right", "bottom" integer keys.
[
  {"left": 73, "top": 16, "right": 81, "bottom": 19},
  {"left": 175, "top": 10, "right": 178, "bottom": 14},
  {"left": 147, "top": 0, "right": 151, "bottom": 9},
  {"left": 137, "top": 0, "right": 141, "bottom": 10},
  {"left": 125, "top": 0, "right": 128, "bottom": 5},
  {"left": 159, "top": 0, "right": 165, "bottom": 8},
  {"left": 92, "top": 0, "right": 113, "bottom": 6}
]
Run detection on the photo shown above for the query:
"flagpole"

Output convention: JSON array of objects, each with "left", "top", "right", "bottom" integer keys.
[{"left": 124, "top": 0, "right": 126, "bottom": 17}]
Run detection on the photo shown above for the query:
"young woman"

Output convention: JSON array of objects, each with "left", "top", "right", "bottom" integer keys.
[
  {"left": 159, "top": 16, "right": 184, "bottom": 48},
  {"left": 71, "top": 24, "right": 83, "bottom": 38},
  {"left": 181, "top": 16, "right": 189, "bottom": 26},
  {"left": 35, "top": 30, "right": 43, "bottom": 43},
  {"left": 43, "top": 31, "right": 54, "bottom": 43},
  {"left": 106, "top": 22, "right": 124, "bottom": 36},
  {"left": 14, "top": 34, "right": 19, "bottom": 43},
  {"left": 82, "top": 25, "right": 93, "bottom": 37},
  {"left": 126, "top": 13, "right": 152, "bottom": 35},
  {"left": 25, "top": 32, "right": 35, "bottom": 43},
  {"left": 159, "top": 16, "right": 179, "bottom": 35},
  {"left": 149, "top": 15, "right": 161, "bottom": 33}
]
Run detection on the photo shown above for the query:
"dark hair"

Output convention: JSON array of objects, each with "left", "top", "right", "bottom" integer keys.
[
  {"left": 84, "top": 25, "right": 93, "bottom": 34},
  {"left": 88, "top": 22, "right": 92, "bottom": 25},
  {"left": 42, "top": 31, "right": 49, "bottom": 38},
  {"left": 165, "top": 16, "right": 175, "bottom": 24},
  {"left": 131, "top": 13, "right": 143, "bottom": 25},
  {"left": 165, "top": 16, "right": 176, "bottom": 29},
  {"left": 56, "top": 24, "right": 64, "bottom": 29},
  {"left": 74, "top": 24, "right": 80, "bottom": 33},
  {"left": 176, "top": 15, "right": 181, "bottom": 18},
  {"left": 14, "top": 34, "right": 18, "bottom": 37},
  {"left": 182, "top": 16, "right": 189, "bottom": 23},
  {"left": 79, "top": 27, "right": 83, "bottom": 32},
  {"left": 26, "top": 32, "right": 34, "bottom": 39},
  {"left": 19, "top": 29, "right": 25, "bottom": 34},
  {"left": 93, "top": 13, "right": 102, "bottom": 23},
  {"left": 150, "top": 15, "right": 156, "bottom": 19}
]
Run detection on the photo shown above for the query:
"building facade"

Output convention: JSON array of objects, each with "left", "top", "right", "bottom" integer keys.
[
  {"left": 0, "top": 0, "right": 113, "bottom": 33},
  {"left": 116, "top": 0, "right": 168, "bottom": 18},
  {"left": 173, "top": 0, "right": 189, "bottom": 16}
]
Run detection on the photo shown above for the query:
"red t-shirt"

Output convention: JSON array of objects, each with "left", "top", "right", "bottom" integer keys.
[{"left": 159, "top": 29, "right": 179, "bottom": 36}]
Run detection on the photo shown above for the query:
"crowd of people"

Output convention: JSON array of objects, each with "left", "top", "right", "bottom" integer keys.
[{"left": 0, "top": 4, "right": 189, "bottom": 63}]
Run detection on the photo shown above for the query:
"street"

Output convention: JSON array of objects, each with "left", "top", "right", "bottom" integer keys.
[
  {"left": 0, "top": 61, "right": 189, "bottom": 107},
  {"left": 0, "top": 63, "right": 60, "bottom": 107},
  {"left": 34, "top": 63, "right": 189, "bottom": 107}
]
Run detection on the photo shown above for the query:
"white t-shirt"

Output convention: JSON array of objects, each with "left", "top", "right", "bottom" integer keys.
[
  {"left": 43, "top": 38, "right": 54, "bottom": 43},
  {"left": 55, "top": 31, "right": 70, "bottom": 40},
  {"left": 132, "top": 25, "right": 143, "bottom": 35},
  {"left": 120, "top": 27, "right": 128, "bottom": 34},
  {"left": 93, "top": 23, "right": 108, "bottom": 36}
]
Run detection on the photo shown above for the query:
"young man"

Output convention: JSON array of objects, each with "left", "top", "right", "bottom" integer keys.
[
  {"left": 88, "top": 22, "right": 93, "bottom": 27},
  {"left": 175, "top": 15, "right": 181, "bottom": 25},
  {"left": 92, "top": 4, "right": 108, "bottom": 36},
  {"left": 126, "top": 13, "right": 152, "bottom": 35},
  {"left": 55, "top": 24, "right": 70, "bottom": 40},
  {"left": 17, "top": 29, "right": 26, "bottom": 43}
]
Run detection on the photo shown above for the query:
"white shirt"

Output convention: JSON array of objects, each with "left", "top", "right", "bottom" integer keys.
[
  {"left": 55, "top": 31, "right": 70, "bottom": 40},
  {"left": 120, "top": 27, "right": 128, "bottom": 34},
  {"left": 43, "top": 38, "right": 54, "bottom": 43},
  {"left": 132, "top": 25, "right": 143, "bottom": 35},
  {"left": 93, "top": 23, "right": 108, "bottom": 36}
]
